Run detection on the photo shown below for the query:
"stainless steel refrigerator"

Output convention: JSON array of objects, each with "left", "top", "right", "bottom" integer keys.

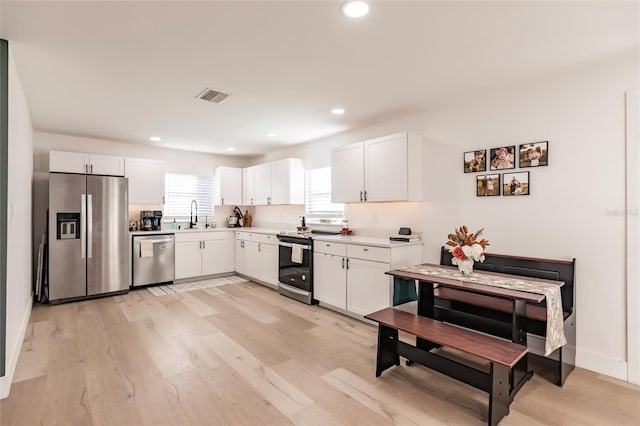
[{"left": 48, "top": 173, "right": 129, "bottom": 302}]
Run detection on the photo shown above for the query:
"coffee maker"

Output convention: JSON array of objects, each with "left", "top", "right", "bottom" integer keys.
[
  {"left": 152, "top": 210, "right": 162, "bottom": 230},
  {"left": 140, "top": 211, "right": 153, "bottom": 231}
]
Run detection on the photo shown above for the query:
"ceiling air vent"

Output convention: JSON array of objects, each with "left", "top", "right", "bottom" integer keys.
[{"left": 195, "top": 88, "right": 230, "bottom": 104}]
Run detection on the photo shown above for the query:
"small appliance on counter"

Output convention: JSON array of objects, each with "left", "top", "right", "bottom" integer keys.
[
  {"left": 339, "top": 219, "right": 352, "bottom": 235},
  {"left": 140, "top": 210, "right": 163, "bottom": 231},
  {"left": 389, "top": 227, "right": 420, "bottom": 242},
  {"left": 227, "top": 206, "right": 243, "bottom": 228},
  {"left": 151, "top": 210, "right": 162, "bottom": 230}
]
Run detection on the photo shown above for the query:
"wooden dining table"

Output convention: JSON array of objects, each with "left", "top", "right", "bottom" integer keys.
[{"left": 387, "top": 263, "right": 565, "bottom": 399}]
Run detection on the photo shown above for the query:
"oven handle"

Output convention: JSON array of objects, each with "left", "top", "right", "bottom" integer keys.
[
  {"left": 278, "top": 242, "right": 311, "bottom": 250},
  {"left": 279, "top": 282, "right": 310, "bottom": 296}
]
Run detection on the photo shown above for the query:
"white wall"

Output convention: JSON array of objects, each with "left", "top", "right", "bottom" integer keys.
[
  {"left": 1, "top": 44, "right": 34, "bottom": 399},
  {"left": 254, "top": 48, "right": 638, "bottom": 380}
]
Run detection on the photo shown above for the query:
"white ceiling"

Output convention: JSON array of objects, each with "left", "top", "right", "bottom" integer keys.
[{"left": 1, "top": 1, "right": 637, "bottom": 155}]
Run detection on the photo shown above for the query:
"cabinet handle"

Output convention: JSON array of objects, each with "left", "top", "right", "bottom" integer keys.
[
  {"left": 203, "top": 241, "right": 206, "bottom": 249},
  {"left": 363, "top": 248, "right": 368, "bottom": 252},
  {"left": 342, "top": 258, "right": 345, "bottom": 269},
  {"left": 221, "top": 197, "right": 224, "bottom": 206},
  {"left": 258, "top": 243, "right": 261, "bottom": 252},
  {"left": 90, "top": 164, "right": 93, "bottom": 174},
  {"left": 85, "top": 164, "right": 88, "bottom": 173},
  {"left": 364, "top": 190, "right": 367, "bottom": 201},
  {"left": 346, "top": 258, "right": 350, "bottom": 269},
  {"left": 251, "top": 198, "right": 253, "bottom": 205},
  {"left": 360, "top": 191, "right": 363, "bottom": 202}
]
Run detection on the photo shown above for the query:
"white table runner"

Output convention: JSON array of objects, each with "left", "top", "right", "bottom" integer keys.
[{"left": 400, "top": 264, "right": 567, "bottom": 356}]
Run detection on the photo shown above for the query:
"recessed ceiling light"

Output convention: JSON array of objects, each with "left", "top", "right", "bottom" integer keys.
[
  {"left": 226, "top": 147, "right": 236, "bottom": 152},
  {"left": 266, "top": 132, "right": 277, "bottom": 137},
  {"left": 341, "top": 1, "right": 369, "bottom": 18},
  {"left": 149, "top": 136, "right": 162, "bottom": 142},
  {"left": 331, "top": 108, "right": 346, "bottom": 115}
]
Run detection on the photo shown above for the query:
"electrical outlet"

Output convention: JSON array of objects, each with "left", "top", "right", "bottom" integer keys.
[{"left": 372, "top": 213, "right": 378, "bottom": 224}]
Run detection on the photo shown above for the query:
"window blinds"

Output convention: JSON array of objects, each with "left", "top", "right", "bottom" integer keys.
[
  {"left": 305, "top": 167, "right": 344, "bottom": 222},
  {"left": 164, "top": 173, "right": 214, "bottom": 218}
]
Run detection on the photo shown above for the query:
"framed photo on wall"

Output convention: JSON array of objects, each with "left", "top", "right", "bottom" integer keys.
[
  {"left": 476, "top": 174, "right": 500, "bottom": 197},
  {"left": 519, "top": 141, "right": 548, "bottom": 168},
  {"left": 464, "top": 150, "right": 486, "bottom": 173},
  {"left": 489, "top": 145, "right": 516, "bottom": 170},
  {"left": 503, "top": 171, "right": 530, "bottom": 196}
]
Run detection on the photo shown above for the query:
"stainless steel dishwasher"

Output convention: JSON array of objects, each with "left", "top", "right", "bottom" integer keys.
[{"left": 132, "top": 234, "right": 175, "bottom": 287}]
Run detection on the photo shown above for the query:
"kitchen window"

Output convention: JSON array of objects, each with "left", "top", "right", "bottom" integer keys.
[
  {"left": 305, "top": 167, "right": 344, "bottom": 224},
  {"left": 164, "top": 173, "right": 214, "bottom": 219}
]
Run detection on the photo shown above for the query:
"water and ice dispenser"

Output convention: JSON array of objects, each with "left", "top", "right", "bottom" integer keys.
[{"left": 56, "top": 212, "right": 80, "bottom": 240}]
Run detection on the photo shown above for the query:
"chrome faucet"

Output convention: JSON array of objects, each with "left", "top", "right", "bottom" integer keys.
[{"left": 190, "top": 200, "right": 198, "bottom": 229}]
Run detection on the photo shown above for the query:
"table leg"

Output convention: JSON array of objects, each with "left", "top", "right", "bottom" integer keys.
[
  {"left": 510, "top": 299, "right": 533, "bottom": 399},
  {"left": 415, "top": 281, "right": 438, "bottom": 355}
]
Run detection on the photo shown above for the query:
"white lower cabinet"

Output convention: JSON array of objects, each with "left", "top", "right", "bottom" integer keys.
[
  {"left": 346, "top": 258, "right": 391, "bottom": 316},
  {"left": 313, "top": 252, "right": 347, "bottom": 309},
  {"left": 235, "top": 232, "right": 278, "bottom": 286},
  {"left": 314, "top": 241, "right": 422, "bottom": 318},
  {"left": 175, "top": 231, "right": 234, "bottom": 280}
]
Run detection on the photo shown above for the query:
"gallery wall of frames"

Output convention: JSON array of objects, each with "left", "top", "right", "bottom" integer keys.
[{"left": 463, "top": 141, "right": 548, "bottom": 197}]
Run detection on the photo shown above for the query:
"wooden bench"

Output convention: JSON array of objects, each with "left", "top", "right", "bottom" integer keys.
[
  {"left": 438, "top": 248, "right": 576, "bottom": 386},
  {"left": 365, "top": 307, "right": 528, "bottom": 426}
]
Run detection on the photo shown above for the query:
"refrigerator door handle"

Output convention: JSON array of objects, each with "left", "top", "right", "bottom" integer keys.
[
  {"left": 81, "top": 194, "right": 86, "bottom": 259},
  {"left": 87, "top": 194, "right": 93, "bottom": 259}
]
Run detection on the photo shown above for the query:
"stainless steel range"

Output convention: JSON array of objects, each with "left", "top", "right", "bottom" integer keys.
[{"left": 277, "top": 232, "right": 316, "bottom": 304}]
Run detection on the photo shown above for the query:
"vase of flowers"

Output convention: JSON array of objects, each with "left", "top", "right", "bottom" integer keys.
[{"left": 445, "top": 226, "right": 490, "bottom": 276}]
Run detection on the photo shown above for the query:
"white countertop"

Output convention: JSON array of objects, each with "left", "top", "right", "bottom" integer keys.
[
  {"left": 312, "top": 234, "right": 423, "bottom": 248},
  {"left": 129, "top": 226, "right": 282, "bottom": 236}
]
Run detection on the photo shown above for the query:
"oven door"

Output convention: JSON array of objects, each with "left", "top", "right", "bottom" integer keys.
[{"left": 278, "top": 241, "right": 312, "bottom": 292}]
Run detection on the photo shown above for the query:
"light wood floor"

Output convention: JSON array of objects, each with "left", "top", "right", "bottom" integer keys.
[{"left": 1, "top": 281, "right": 638, "bottom": 426}]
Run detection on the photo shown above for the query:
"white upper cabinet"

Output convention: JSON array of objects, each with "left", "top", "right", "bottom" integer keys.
[
  {"left": 90, "top": 154, "right": 125, "bottom": 176},
  {"left": 270, "top": 158, "right": 304, "bottom": 205},
  {"left": 125, "top": 158, "right": 166, "bottom": 205},
  {"left": 214, "top": 166, "right": 242, "bottom": 206},
  {"left": 331, "top": 132, "right": 423, "bottom": 203},
  {"left": 50, "top": 150, "right": 125, "bottom": 176},
  {"left": 242, "top": 167, "right": 255, "bottom": 206},
  {"left": 253, "top": 163, "right": 272, "bottom": 205},
  {"left": 242, "top": 158, "right": 304, "bottom": 206},
  {"left": 331, "top": 143, "right": 365, "bottom": 203}
]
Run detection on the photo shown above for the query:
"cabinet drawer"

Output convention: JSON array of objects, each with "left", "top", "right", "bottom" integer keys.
[
  {"left": 347, "top": 244, "right": 390, "bottom": 263},
  {"left": 202, "top": 231, "right": 228, "bottom": 241},
  {"left": 315, "top": 241, "right": 347, "bottom": 256},
  {"left": 174, "top": 232, "right": 204, "bottom": 243},
  {"left": 259, "top": 233, "right": 277, "bottom": 244},
  {"left": 243, "top": 232, "right": 260, "bottom": 242}
]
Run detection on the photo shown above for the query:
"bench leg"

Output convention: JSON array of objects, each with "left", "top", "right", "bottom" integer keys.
[
  {"left": 376, "top": 325, "right": 400, "bottom": 377},
  {"left": 511, "top": 300, "right": 532, "bottom": 397},
  {"left": 488, "top": 363, "right": 510, "bottom": 426}
]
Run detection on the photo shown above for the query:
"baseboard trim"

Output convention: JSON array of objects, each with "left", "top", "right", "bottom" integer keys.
[
  {"left": 0, "top": 298, "right": 32, "bottom": 399},
  {"left": 576, "top": 348, "right": 628, "bottom": 381}
]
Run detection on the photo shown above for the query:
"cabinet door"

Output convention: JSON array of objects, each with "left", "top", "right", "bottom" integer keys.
[
  {"left": 347, "top": 258, "right": 391, "bottom": 316},
  {"left": 125, "top": 158, "right": 165, "bottom": 204},
  {"left": 243, "top": 241, "right": 261, "bottom": 280},
  {"left": 252, "top": 164, "right": 272, "bottom": 205},
  {"left": 331, "top": 142, "right": 364, "bottom": 203},
  {"left": 364, "top": 133, "right": 408, "bottom": 202},
  {"left": 242, "top": 167, "right": 255, "bottom": 206},
  {"left": 90, "top": 154, "right": 125, "bottom": 176},
  {"left": 201, "top": 238, "right": 227, "bottom": 275},
  {"left": 175, "top": 241, "right": 202, "bottom": 279},
  {"left": 235, "top": 238, "right": 245, "bottom": 275},
  {"left": 215, "top": 167, "right": 242, "bottom": 206},
  {"left": 49, "top": 151, "right": 89, "bottom": 174},
  {"left": 314, "top": 252, "right": 347, "bottom": 309},
  {"left": 258, "top": 243, "right": 278, "bottom": 286},
  {"left": 270, "top": 158, "right": 305, "bottom": 205}
]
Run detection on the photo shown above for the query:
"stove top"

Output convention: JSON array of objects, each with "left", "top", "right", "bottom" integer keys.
[{"left": 278, "top": 231, "right": 313, "bottom": 239}]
